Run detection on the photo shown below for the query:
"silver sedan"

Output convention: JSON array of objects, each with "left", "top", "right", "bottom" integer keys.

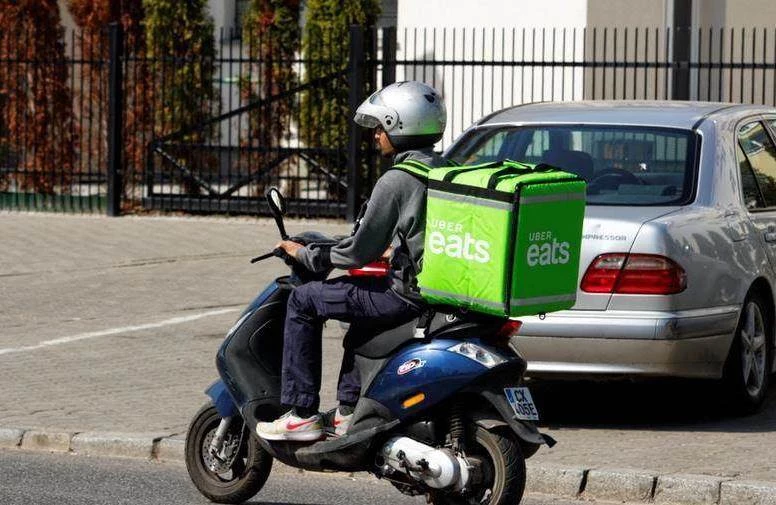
[{"left": 445, "top": 100, "right": 776, "bottom": 413}]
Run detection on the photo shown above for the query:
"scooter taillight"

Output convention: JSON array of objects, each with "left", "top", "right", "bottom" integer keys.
[
  {"left": 498, "top": 320, "right": 522, "bottom": 337},
  {"left": 486, "top": 319, "right": 522, "bottom": 347},
  {"left": 348, "top": 261, "right": 390, "bottom": 277}
]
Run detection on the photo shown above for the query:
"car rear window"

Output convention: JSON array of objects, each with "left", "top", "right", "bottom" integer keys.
[{"left": 446, "top": 125, "right": 697, "bottom": 206}]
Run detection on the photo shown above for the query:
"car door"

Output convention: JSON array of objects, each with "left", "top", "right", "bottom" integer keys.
[{"left": 736, "top": 118, "right": 776, "bottom": 268}]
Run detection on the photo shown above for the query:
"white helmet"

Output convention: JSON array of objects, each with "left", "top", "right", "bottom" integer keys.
[{"left": 354, "top": 81, "right": 446, "bottom": 151}]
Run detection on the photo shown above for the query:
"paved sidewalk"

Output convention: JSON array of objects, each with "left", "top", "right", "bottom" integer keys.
[{"left": 1, "top": 212, "right": 776, "bottom": 505}]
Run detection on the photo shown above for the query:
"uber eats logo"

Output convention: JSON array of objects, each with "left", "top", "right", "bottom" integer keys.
[
  {"left": 427, "top": 219, "right": 491, "bottom": 264},
  {"left": 527, "top": 230, "right": 570, "bottom": 266}
]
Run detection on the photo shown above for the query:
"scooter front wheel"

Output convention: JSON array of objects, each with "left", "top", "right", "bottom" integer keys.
[{"left": 185, "top": 402, "right": 273, "bottom": 504}]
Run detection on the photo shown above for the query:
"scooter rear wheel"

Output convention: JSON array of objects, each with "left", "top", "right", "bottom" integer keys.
[
  {"left": 432, "top": 426, "right": 526, "bottom": 505},
  {"left": 185, "top": 402, "right": 273, "bottom": 504}
]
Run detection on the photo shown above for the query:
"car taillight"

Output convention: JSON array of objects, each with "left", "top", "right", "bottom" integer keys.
[{"left": 581, "top": 253, "right": 686, "bottom": 295}]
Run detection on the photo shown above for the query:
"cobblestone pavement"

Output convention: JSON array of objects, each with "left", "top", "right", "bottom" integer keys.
[{"left": 1, "top": 212, "right": 775, "bottom": 495}]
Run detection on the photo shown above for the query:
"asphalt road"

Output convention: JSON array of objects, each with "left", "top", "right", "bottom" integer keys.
[
  {"left": 0, "top": 450, "right": 609, "bottom": 505},
  {"left": 2, "top": 213, "right": 776, "bottom": 487}
]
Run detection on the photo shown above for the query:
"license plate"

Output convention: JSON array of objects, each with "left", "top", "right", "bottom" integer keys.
[{"left": 504, "top": 387, "right": 539, "bottom": 421}]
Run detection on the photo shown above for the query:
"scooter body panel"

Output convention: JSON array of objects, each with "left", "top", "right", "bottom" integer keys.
[
  {"left": 365, "top": 338, "right": 516, "bottom": 418},
  {"left": 216, "top": 279, "right": 289, "bottom": 427}
]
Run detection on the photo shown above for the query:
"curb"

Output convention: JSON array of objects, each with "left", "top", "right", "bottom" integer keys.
[{"left": 3, "top": 427, "right": 776, "bottom": 505}]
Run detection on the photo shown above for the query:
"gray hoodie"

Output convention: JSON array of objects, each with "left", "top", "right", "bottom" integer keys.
[{"left": 297, "top": 148, "right": 448, "bottom": 299}]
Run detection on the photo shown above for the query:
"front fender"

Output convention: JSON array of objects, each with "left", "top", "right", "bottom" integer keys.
[{"left": 205, "top": 380, "right": 238, "bottom": 418}]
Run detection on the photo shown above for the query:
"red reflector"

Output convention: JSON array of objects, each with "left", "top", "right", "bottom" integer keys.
[
  {"left": 581, "top": 253, "right": 686, "bottom": 295},
  {"left": 348, "top": 261, "right": 390, "bottom": 277}
]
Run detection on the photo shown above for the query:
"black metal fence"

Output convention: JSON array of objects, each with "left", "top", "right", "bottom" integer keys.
[
  {"left": 392, "top": 26, "right": 776, "bottom": 147},
  {"left": 1, "top": 25, "right": 775, "bottom": 218}
]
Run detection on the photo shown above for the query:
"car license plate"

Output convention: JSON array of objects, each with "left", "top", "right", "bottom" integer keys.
[{"left": 504, "top": 387, "right": 539, "bottom": 421}]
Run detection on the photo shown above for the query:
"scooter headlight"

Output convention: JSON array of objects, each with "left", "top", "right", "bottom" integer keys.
[{"left": 448, "top": 342, "right": 507, "bottom": 368}]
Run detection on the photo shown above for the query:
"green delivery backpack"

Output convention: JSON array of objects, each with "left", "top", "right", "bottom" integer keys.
[{"left": 393, "top": 158, "right": 586, "bottom": 318}]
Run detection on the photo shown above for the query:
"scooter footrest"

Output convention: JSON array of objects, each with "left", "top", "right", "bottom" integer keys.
[{"left": 298, "top": 419, "right": 400, "bottom": 456}]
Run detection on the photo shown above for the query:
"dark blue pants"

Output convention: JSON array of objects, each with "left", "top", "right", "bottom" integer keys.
[{"left": 281, "top": 276, "right": 419, "bottom": 411}]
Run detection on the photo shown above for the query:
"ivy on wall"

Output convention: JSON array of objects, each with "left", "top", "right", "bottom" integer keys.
[
  {"left": 0, "top": 0, "right": 75, "bottom": 193},
  {"left": 67, "top": 0, "right": 148, "bottom": 201}
]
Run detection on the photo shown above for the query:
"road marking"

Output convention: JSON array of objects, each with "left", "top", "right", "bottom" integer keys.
[{"left": 0, "top": 308, "right": 240, "bottom": 356}]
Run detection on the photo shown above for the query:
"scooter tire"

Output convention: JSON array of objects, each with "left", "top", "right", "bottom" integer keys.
[
  {"left": 432, "top": 426, "right": 526, "bottom": 505},
  {"left": 185, "top": 402, "right": 273, "bottom": 504}
]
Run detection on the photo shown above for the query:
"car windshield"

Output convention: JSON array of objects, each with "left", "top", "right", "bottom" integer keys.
[{"left": 446, "top": 125, "right": 698, "bottom": 206}]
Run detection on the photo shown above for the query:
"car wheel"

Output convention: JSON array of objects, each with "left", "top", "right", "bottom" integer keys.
[{"left": 722, "top": 292, "right": 772, "bottom": 414}]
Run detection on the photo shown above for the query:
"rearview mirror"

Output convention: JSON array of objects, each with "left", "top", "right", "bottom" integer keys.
[
  {"left": 265, "top": 187, "right": 286, "bottom": 216},
  {"left": 265, "top": 187, "right": 289, "bottom": 240}
]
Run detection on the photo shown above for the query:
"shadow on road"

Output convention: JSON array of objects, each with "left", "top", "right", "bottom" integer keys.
[{"left": 528, "top": 377, "right": 776, "bottom": 433}]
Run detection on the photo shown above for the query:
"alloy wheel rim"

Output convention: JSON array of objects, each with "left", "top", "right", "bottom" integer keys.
[{"left": 740, "top": 301, "right": 767, "bottom": 397}]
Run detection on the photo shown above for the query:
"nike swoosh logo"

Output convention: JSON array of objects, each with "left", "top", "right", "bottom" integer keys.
[{"left": 286, "top": 418, "right": 316, "bottom": 430}]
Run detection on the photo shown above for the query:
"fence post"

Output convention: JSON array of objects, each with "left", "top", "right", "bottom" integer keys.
[
  {"left": 346, "top": 25, "right": 365, "bottom": 222},
  {"left": 379, "top": 27, "right": 397, "bottom": 176},
  {"left": 381, "top": 26, "right": 396, "bottom": 87},
  {"left": 106, "top": 23, "right": 124, "bottom": 216},
  {"left": 671, "top": 0, "right": 692, "bottom": 100}
]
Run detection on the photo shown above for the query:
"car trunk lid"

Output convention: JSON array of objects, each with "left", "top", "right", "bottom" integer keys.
[{"left": 571, "top": 206, "right": 681, "bottom": 310}]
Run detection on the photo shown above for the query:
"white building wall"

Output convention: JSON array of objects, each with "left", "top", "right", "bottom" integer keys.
[
  {"left": 398, "top": 0, "right": 587, "bottom": 29},
  {"left": 397, "top": 0, "right": 588, "bottom": 147}
]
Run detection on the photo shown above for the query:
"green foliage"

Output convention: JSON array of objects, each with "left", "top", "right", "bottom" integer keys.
[
  {"left": 243, "top": 0, "right": 300, "bottom": 63},
  {"left": 300, "top": 0, "right": 380, "bottom": 149},
  {"left": 143, "top": 0, "right": 218, "bottom": 141},
  {"left": 240, "top": 1, "right": 301, "bottom": 194},
  {"left": 241, "top": 1, "right": 300, "bottom": 144},
  {"left": 143, "top": 0, "right": 219, "bottom": 194}
]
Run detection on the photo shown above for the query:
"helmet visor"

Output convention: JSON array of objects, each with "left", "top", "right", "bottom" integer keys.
[{"left": 354, "top": 112, "right": 381, "bottom": 129}]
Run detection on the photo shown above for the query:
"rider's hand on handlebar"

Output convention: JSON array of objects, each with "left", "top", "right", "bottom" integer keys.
[
  {"left": 381, "top": 246, "right": 393, "bottom": 261},
  {"left": 276, "top": 240, "right": 303, "bottom": 259}
]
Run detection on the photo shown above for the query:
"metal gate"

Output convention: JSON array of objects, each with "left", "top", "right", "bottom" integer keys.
[{"left": 139, "top": 26, "right": 383, "bottom": 219}]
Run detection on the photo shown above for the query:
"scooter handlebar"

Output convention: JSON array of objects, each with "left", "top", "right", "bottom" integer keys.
[{"left": 250, "top": 247, "right": 293, "bottom": 264}]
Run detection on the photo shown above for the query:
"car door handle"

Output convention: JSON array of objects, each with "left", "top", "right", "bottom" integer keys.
[{"left": 765, "top": 232, "right": 776, "bottom": 243}]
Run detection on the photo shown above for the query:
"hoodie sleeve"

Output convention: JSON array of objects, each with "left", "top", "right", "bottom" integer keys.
[{"left": 296, "top": 171, "right": 403, "bottom": 272}]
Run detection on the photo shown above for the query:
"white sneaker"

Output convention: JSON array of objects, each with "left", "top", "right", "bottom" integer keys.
[
  {"left": 332, "top": 408, "right": 353, "bottom": 437},
  {"left": 256, "top": 410, "right": 323, "bottom": 441}
]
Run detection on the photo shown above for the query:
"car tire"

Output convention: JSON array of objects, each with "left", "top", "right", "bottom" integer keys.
[{"left": 722, "top": 292, "right": 772, "bottom": 415}]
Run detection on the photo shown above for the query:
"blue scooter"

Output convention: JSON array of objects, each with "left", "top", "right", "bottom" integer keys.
[{"left": 184, "top": 188, "right": 555, "bottom": 505}]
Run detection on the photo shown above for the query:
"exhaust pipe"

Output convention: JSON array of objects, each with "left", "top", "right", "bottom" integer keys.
[{"left": 379, "top": 436, "right": 470, "bottom": 490}]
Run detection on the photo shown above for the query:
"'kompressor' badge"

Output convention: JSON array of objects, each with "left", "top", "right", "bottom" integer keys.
[{"left": 397, "top": 358, "right": 426, "bottom": 375}]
